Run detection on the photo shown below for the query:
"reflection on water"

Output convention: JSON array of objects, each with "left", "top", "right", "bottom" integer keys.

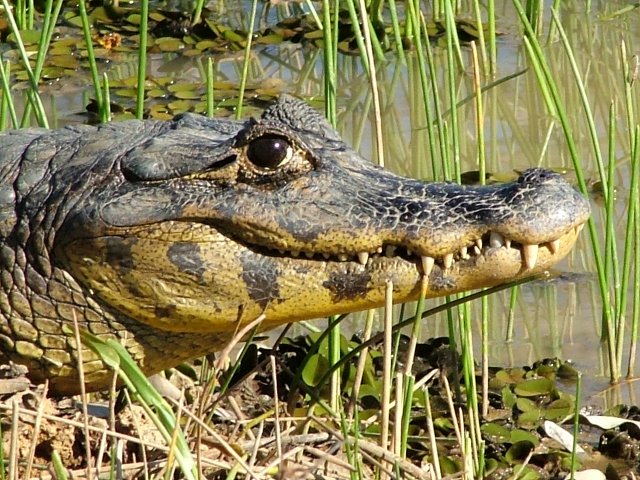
[{"left": 6, "top": 0, "right": 640, "bottom": 407}]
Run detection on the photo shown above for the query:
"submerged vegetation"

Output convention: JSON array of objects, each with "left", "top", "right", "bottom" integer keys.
[{"left": 1, "top": 0, "right": 640, "bottom": 478}]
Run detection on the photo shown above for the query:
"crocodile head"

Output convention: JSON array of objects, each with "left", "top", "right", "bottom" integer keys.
[
  {"left": 0, "top": 95, "right": 590, "bottom": 393},
  {"left": 58, "top": 95, "right": 590, "bottom": 335}
]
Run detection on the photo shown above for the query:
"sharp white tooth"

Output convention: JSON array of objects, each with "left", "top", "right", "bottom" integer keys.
[
  {"left": 338, "top": 254, "right": 348, "bottom": 262},
  {"left": 421, "top": 256, "right": 435, "bottom": 276},
  {"left": 475, "top": 238, "right": 483, "bottom": 249},
  {"left": 376, "top": 246, "right": 383, "bottom": 254},
  {"left": 278, "top": 249, "right": 286, "bottom": 254},
  {"left": 357, "top": 252, "right": 369, "bottom": 265},
  {"left": 505, "top": 238, "right": 511, "bottom": 249},
  {"left": 522, "top": 244, "right": 539, "bottom": 269},
  {"left": 323, "top": 253, "right": 331, "bottom": 260},
  {"left": 549, "top": 239, "right": 560, "bottom": 254},
  {"left": 443, "top": 253, "right": 454, "bottom": 269},
  {"left": 460, "top": 246, "right": 469, "bottom": 259},
  {"left": 291, "top": 250, "right": 300, "bottom": 257},
  {"left": 385, "top": 245, "right": 396, "bottom": 257},
  {"left": 407, "top": 248, "right": 414, "bottom": 256},
  {"left": 305, "top": 252, "right": 314, "bottom": 259},
  {"left": 474, "top": 246, "right": 481, "bottom": 255},
  {"left": 489, "top": 232, "right": 504, "bottom": 248}
]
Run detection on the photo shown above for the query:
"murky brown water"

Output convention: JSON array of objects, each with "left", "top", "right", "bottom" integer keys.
[{"left": 3, "top": 0, "right": 640, "bottom": 407}]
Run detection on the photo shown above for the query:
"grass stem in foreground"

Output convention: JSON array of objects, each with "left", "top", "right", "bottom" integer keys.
[
  {"left": 78, "top": 0, "right": 107, "bottom": 123},
  {"left": 236, "top": 0, "right": 258, "bottom": 119},
  {"left": 135, "top": 0, "right": 149, "bottom": 119}
]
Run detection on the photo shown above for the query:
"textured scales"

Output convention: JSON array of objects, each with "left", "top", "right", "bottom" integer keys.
[{"left": 0, "top": 96, "right": 590, "bottom": 395}]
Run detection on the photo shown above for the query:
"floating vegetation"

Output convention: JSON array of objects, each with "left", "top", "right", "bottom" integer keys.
[{"left": 0, "top": 2, "right": 495, "bottom": 119}]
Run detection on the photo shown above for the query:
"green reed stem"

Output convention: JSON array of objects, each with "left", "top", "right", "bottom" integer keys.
[
  {"left": 388, "top": 0, "right": 406, "bottom": 63},
  {"left": 135, "top": 0, "right": 149, "bottom": 119},
  {"left": 569, "top": 372, "right": 582, "bottom": 479},
  {"left": 235, "top": 0, "right": 258, "bottom": 119},
  {"left": 1, "top": 0, "right": 48, "bottom": 127},
  {"left": 78, "top": 0, "right": 107, "bottom": 123},
  {"left": 487, "top": 0, "right": 496, "bottom": 74},
  {"left": 191, "top": 0, "right": 206, "bottom": 26},
  {"left": 618, "top": 125, "right": 640, "bottom": 368},
  {"left": 206, "top": 58, "right": 215, "bottom": 117},
  {"left": 0, "top": 61, "right": 18, "bottom": 129},
  {"left": 630, "top": 157, "right": 640, "bottom": 377},
  {"left": 322, "top": 0, "right": 337, "bottom": 125},
  {"left": 102, "top": 72, "right": 111, "bottom": 122},
  {"left": 19, "top": 0, "right": 62, "bottom": 127}
]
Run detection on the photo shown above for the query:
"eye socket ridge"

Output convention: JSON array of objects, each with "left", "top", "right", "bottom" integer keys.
[{"left": 245, "top": 134, "right": 294, "bottom": 170}]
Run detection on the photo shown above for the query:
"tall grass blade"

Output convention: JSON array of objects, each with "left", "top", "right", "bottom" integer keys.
[
  {"left": 135, "top": 0, "right": 149, "bottom": 119},
  {"left": 78, "top": 0, "right": 107, "bottom": 123},
  {"left": 0, "top": 61, "right": 18, "bottom": 129},
  {"left": 1, "top": 0, "right": 48, "bottom": 127},
  {"left": 322, "top": 0, "right": 337, "bottom": 125},
  {"left": 236, "top": 0, "right": 258, "bottom": 119}
]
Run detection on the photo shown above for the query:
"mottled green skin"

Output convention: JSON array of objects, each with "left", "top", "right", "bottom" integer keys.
[{"left": 0, "top": 96, "right": 590, "bottom": 394}]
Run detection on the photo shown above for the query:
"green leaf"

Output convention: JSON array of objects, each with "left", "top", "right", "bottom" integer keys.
[
  {"left": 302, "top": 353, "right": 329, "bottom": 387},
  {"left": 514, "top": 377, "right": 554, "bottom": 397}
]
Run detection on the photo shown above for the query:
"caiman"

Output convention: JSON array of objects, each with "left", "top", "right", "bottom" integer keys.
[{"left": 0, "top": 96, "right": 590, "bottom": 395}]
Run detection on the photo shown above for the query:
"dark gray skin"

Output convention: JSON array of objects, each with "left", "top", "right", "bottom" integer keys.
[{"left": 0, "top": 96, "right": 590, "bottom": 394}]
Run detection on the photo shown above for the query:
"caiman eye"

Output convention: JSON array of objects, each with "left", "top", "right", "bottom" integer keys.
[{"left": 246, "top": 135, "right": 293, "bottom": 170}]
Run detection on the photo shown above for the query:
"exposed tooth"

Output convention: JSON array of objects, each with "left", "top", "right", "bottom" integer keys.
[
  {"left": 473, "top": 246, "right": 481, "bottom": 255},
  {"left": 357, "top": 252, "right": 369, "bottom": 265},
  {"left": 522, "top": 244, "right": 539, "bottom": 270},
  {"left": 505, "top": 238, "right": 511, "bottom": 249},
  {"left": 443, "top": 253, "right": 454, "bottom": 269},
  {"left": 421, "top": 256, "right": 435, "bottom": 277},
  {"left": 376, "top": 246, "right": 383, "bottom": 254},
  {"left": 338, "top": 254, "right": 348, "bottom": 262},
  {"left": 460, "top": 246, "right": 469, "bottom": 259},
  {"left": 385, "top": 245, "right": 397, "bottom": 257},
  {"left": 292, "top": 250, "right": 300, "bottom": 257},
  {"left": 549, "top": 239, "right": 560, "bottom": 254},
  {"left": 489, "top": 232, "right": 504, "bottom": 248},
  {"left": 323, "top": 253, "right": 331, "bottom": 260},
  {"left": 305, "top": 252, "right": 314, "bottom": 259},
  {"left": 475, "top": 238, "right": 483, "bottom": 249},
  {"left": 278, "top": 249, "right": 286, "bottom": 255},
  {"left": 407, "top": 249, "right": 413, "bottom": 256}
]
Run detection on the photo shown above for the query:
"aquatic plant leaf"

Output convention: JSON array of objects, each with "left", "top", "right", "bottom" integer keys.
[
  {"left": 440, "top": 456, "right": 461, "bottom": 475},
  {"left": 502, "top": 385, "right": 517, "bottom": 408},
  {"left": 481, "top": 422, "right": 511, "bottom": 443},
  {"left": 545, "top": 398, "right": 573, "bottom": 420},
  {"left": 505, "top": 440, "right": 535, "bottom": 463},
  {"left": 516, "top": 397, "right": 538, "bottom": 412},
  {"left": 302, "top": 353, "right": 329, "bottom": 387},
  {"left": 514, "top": 377, "right": 554, "bottom": 396},
  {"left": 510, "top": 429, "right": 540, "bottom": 446}
]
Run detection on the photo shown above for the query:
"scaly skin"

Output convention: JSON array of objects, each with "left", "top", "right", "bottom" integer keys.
[{"left": 0, "top": 96, "right": 590, "bottom": 395}]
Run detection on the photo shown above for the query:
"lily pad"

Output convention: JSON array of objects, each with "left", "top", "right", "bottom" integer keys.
[{"left": 514, "top": 377, "right": 554, "bottom": 397}]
